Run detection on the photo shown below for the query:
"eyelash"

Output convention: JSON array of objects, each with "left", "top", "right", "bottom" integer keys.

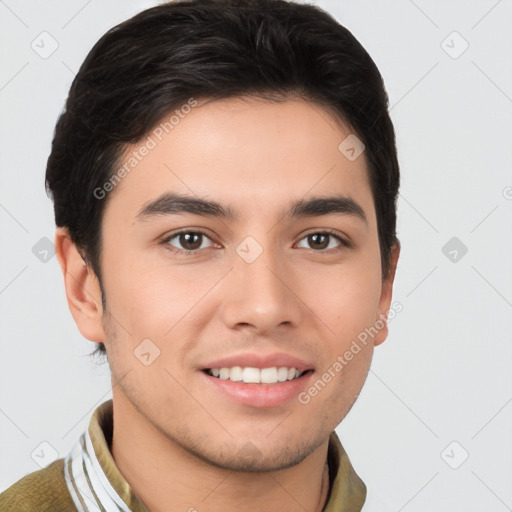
[{"left": 161, "top": 229, "right": 350, "bottom": 256}]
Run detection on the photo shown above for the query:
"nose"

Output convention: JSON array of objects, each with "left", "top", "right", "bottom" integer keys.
[{"left": 219, "top": 241, "right": 303, "bottom": 334}]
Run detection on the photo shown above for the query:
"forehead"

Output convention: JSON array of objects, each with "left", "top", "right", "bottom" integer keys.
[{"left": 104, "top": 96, "right": 375, "bottom": 226}]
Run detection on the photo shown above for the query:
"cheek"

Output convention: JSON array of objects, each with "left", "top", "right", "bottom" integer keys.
[
  {"left": 102, "top": 251, "right": 194, "bottom": 323},
  {"left": 311, "top": 258, "right": 382, "bottom": 335},
  {"left": 101, "top": 254, "right": 221, "bottom": 365}
]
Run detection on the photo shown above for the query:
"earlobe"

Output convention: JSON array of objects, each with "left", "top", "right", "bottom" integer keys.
[
  {"left": 55, "top": 228, "right": 106, "bottom": 343},
  {"left": 373, "top": 241, "right": 401, "bottom": 347}
]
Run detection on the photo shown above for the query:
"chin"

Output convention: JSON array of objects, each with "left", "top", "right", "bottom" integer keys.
[{"left": 183, "top": 436, "right": 320, "bottom": 473}]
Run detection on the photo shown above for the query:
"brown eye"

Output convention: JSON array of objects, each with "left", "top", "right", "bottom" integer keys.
[
  {"left": 165, "top": 231, "right": 213, "bottom": 253},
  {"left": 296, "top": 232, "right": 346, "bottom": 251},
  {"left": 308, "top": 233, "right": 329, "bottom": 250}
]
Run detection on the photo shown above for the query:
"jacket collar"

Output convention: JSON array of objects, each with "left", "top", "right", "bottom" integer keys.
[{"left": 64, "top": 399, "right": 366, "bottom": 511}]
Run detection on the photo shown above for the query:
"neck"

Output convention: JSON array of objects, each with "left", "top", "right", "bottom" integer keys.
[{"left": 110, "top": 395, "right": 331, "bottom": 512}]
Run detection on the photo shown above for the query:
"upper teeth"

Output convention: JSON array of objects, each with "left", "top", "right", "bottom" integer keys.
[{"left": 209, "top": 367, "right": 302, "bottom": 384}]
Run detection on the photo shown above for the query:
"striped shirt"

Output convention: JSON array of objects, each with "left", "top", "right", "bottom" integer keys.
[{"left": 1, "top": 399, "right": 367, "bottom": 511}]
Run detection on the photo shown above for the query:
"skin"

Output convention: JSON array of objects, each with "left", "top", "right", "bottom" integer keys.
[{"left": 56, "top": 96, "right": 399, "bottom": 512}]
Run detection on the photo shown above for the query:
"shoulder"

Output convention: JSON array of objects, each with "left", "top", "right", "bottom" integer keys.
[{"left": 0, "top": 458, "right": 76, "bottom": 512}]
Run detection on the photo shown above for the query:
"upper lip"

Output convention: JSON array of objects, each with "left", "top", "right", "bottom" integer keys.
[{"left": 201, "top": 353, "right": 313, "bottom": 372}]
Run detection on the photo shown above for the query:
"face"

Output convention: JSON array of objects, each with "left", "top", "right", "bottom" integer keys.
[{"left": 96, "top": 97, "right": 397, "bottom": 471}]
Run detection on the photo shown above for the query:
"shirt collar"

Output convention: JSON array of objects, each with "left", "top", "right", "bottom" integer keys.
[{"left": 64, "top": 399, "right": 366, "bottom": 511}]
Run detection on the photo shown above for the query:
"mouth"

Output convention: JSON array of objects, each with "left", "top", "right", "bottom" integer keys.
[
  {"left": 203, "top": 366, "right": 312, "bottom": 384},
  {"left": 199, "top": 353, "right": 315, "bottom": 407}
]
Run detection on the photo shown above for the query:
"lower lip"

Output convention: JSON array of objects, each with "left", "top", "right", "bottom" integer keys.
[{"left": 201, "top": 371, "right": 313, "bottom": 408}]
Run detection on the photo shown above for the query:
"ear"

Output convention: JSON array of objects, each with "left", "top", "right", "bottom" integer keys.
[
  {"left": 373, "top": 241, "right": 400, "bottom": 347},
  {"left": 55, "top": 227, "right": 106, "bottom": 343}
]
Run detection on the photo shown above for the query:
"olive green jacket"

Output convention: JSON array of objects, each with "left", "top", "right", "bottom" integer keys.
[{"left": 0, "top": 399, "right": 366, "bottom": 511}]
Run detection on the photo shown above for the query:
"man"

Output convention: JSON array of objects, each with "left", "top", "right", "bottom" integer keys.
[{"left": 0, "top": 0, "right": 400, "bottom": 510}]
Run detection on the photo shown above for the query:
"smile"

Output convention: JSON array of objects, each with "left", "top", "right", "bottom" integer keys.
[{"left": 205, "top": 366, "right": 305, "bottom": 384}]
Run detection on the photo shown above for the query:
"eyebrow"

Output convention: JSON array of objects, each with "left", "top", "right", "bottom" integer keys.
[{"left": 137, "top": 193, "right": 367, "bottom": 224}]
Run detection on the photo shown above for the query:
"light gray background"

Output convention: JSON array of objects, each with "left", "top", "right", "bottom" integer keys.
[{"left": 1, "top": 1, "right": 511, "bottom": 510}]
